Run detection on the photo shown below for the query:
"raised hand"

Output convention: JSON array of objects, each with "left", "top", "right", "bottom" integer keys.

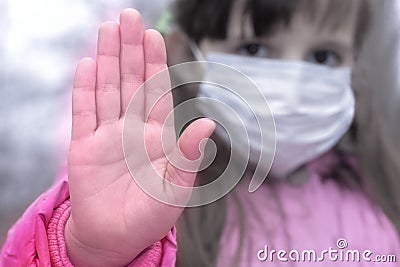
[{"left": 65, "top": 9, "right": 215, "bottom": 267}]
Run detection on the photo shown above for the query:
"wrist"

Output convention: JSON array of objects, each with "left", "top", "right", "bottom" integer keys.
[{"left": 65, "top": 217, "right": 139, "bottom": 267}]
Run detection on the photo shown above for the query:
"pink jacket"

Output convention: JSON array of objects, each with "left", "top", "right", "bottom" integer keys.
[
  {"left": 215, "top": 152, "right": 400, "bottom": 266},
  {"left": 0, "top": 170, "right": 177, "bottom": 267},
  {"left": 1, "top": 151, "right": 400, "bottom": 266}
]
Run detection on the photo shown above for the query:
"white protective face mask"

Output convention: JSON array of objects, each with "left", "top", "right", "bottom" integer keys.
[{"left": 195, "top": 52, "right": 355, "bottom": 179}]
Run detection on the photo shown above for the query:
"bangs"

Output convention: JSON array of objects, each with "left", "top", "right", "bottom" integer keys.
[
  {"left": 174, "top": 0, "right": 370, "bottom": 48},
  {"left": 173, "top": 0, "right": 235, "bottom": 42},
  {"left": 247, "top": 0, "right": 360, "bottom": 37}
]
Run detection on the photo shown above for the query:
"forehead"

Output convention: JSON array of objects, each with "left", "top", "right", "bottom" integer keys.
[{"left": 226, "top": 0, "right": 361, "bottom": 40}]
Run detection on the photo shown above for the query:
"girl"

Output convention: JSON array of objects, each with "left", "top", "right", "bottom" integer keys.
[
  {"left": 1, "top": 0, "right": 400, "bottom": 267},
  {"left": 168, "top": 1, "right": 400, "bottom": 266}
]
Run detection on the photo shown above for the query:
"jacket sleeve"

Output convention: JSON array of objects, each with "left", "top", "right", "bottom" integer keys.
[{"left": 0, "top": 174, "right": 177, "bottom": 267}]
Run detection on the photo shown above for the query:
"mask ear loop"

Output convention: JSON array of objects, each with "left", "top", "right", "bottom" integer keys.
[
  {"left": 189, "top": 40, "right": 207, "bottom": 62},
  {"left": 168, "top": 24, "right": 207, "bottom": 62},
  {"left": 183, "top": 36, "right": 207, "bottom": 79}
]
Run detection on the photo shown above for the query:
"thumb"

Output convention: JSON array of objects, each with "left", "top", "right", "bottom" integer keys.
[
  {"left": 166, "top": 118, "right": 215, "bottom": 187},
  {"left": 179, "top": 118, "right": 216, "bottom": 161}
]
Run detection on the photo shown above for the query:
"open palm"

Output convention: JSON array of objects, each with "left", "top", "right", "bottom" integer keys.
[{"left": 65, "top": 9, "right": 214, "bottom": 267}]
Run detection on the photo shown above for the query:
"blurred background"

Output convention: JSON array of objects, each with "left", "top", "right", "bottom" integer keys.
[{"left": 0, "top": 0, "right": 171, "bottom": 245}]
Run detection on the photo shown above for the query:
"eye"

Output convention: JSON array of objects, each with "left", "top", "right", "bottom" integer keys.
[
  {"left": 307, "top": 50, "right": 342, "bottom": 67},
  {"left": 237, "top": 43, "right": 268, "bottom": 57}
]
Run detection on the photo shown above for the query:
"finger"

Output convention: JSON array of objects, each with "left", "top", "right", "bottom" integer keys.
[
  {"left": 143, "top": 29, "right": 173, "bottom": 127},
  {"left": 71, "top": 58, "right": 97, "bottom": 140},
  {"left": 120, "top": 9, "right": 145, "bottom": 116},
  {"left": 96, "top": 21, "right": 121, "bottom": 125},
  {"left": 166, "top": 118, "right": 216, "bottom": 187},
  {"left": 178, "top": 118, "right": 216, "bottom": 161}
]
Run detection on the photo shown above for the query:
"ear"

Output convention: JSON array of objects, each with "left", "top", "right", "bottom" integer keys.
[{"left": 165, "top": 28, "right": 196, "bottom": 66}]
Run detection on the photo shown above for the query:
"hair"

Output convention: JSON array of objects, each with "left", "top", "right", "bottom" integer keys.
[
  {"left": 174, "top": 0, "right": 370, "bottom": 50},
  {"left": 168, "top": 1, "right": 373, "bottom": 266},
  {"left": 352, "top": 0, "right": 400, "bottom": 238}
]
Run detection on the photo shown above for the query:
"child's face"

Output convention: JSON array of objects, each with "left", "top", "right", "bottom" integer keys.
[{"left": 199, "top": 0, "right": 359, "bottom": 68}]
